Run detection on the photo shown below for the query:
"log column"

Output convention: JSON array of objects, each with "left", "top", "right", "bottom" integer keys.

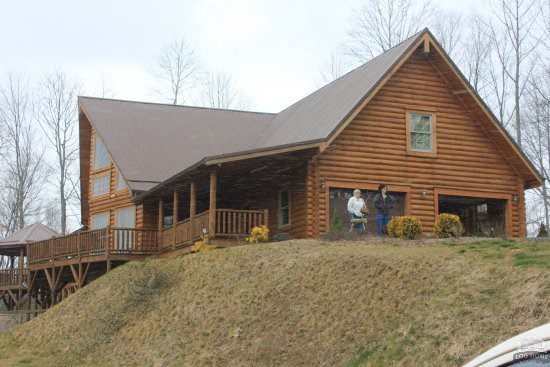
[
  {"left": 158, "top": 197, "right": 163, "bottom": 247},
  {"left": 209, "top": 170, "right": 217, "bottom": 237},
  {"left": 172, "top": 190, "right": 178, "bottom": 250},
  {"left": 190, "top": 180, "right": 196, "bottom": 241}
]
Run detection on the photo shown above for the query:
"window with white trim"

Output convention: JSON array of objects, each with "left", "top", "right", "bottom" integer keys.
[
  {"left": 93, "top": 136, "right": 110, "bottom": 169},
  {"left": 278, "top": 191, "right": 290, "bottom": 227},
  {"left": 409, "top": 113, "right": 433, "bottom": 152},
  {"left": 91, "top": 212, "right": 109, "bottom": 230},
  {"left": 92, "top": 175, "right": 110, "bottom": 196}
]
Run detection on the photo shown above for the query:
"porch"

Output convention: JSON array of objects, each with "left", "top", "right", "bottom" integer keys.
[{"left": 26, "top": 208, "right": 268, "bottom": 269}]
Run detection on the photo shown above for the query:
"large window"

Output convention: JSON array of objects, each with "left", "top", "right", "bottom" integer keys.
[
  {"left": 278, "top": 191, "right": 290, "bottom": 227},
  {"left": 115, "top": 207, "right": 135, "bottom": 250},
  {"left": 93, "top": 136, "right": 110, "bottom": 169},
  {"left": 92, "top": 175, "right": 110, "bottom": 197},
  {"left": 116, "top": 170, "right": 127, "bottom": 190},
  {"left": 91, "top": 212, "right": 109, "bottom": 230},
  {"left": 406, "top": 110, "right": 436, "bottom": 156}
]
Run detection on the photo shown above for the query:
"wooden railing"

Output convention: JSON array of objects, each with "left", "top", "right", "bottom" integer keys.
[
  {"left": 27, "top": 227, "right": 158, "bottom": 265},
  {"left": 26, "top": 208, "right": 269, "bottom": 264},
  {"left": 216, "top": 209, "right": 268, "bottom": 237},
  {"left": 0, "top": 268, "right": 27, "bottom": 288}
]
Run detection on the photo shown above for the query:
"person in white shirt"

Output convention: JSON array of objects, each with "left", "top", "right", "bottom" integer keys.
[{"left": 347, "top": 189, "right": 366, "bottom": 232}]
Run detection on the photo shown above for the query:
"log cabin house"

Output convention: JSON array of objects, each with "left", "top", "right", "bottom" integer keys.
[{"left": 8, "top": 28, "right": 542, "bottom": 310}]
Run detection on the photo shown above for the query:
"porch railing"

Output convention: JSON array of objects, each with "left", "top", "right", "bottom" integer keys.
[
  {"left": 27, "top": 208, "right": 269, "bottom": 264},
  {"left": 27, "top": 227, "right": 158, "bottom": 265},
  {"left": 0, "top": 268, "right": 27, "bottom": 288},
  {"left": 216, "top": 208, "right": 268, "bottom": 237}
]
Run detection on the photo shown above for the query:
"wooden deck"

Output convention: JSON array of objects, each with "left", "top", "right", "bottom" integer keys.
[{"left": 25, "top": 208, "right": 267, "bottom": 269}]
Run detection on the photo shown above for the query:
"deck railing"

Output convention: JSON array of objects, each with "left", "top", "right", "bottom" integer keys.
[
  {"left": 0, "top": 268, "right": 27, "bottom": 288},
  {"left": 27, "top": 227, "right": 158, "bottom": 264},
  {"left": 216, "top": 208, "right": 268, "bottom": 237},
  {"left": 26, "top": 208, "right": 269, "bottom": 264}
]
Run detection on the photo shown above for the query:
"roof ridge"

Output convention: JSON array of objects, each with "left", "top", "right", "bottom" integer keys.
[
  {"left": 78, "top": 96, "right": 277, "bottom": 116},
  {"left": 271, "top": 29, "right": 427, "bottom": 117}
]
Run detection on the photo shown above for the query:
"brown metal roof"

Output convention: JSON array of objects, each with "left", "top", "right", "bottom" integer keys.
[
  {"left": 79, "top": 99, "right": 276, "bottom": 192},
  {"left": 0, "top": 223, "right": 59, "bottom": 252},
  {"left": 80, "top": 31, "right": 424, "bottom": 194},
  {"left": 79, "top": 28, "right": 542, "bottom": 198}
]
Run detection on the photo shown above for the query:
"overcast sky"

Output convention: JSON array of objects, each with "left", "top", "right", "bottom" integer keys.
[{"left": 1, "top": 0, "right": 480, "bottom": 113}]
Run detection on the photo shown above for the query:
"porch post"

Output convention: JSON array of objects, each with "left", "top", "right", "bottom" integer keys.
[
  {"left": 158, "top": 197, "right": 163, "bottom": 247},
  {"left": 190, "top": 180, "right": 196, "bottom": 241},
  {"left": 172, "top": 190, "right": 178, "bottom": 250},
  {"left": 209, "top": 170, "right": 217, "bottom": 237}
]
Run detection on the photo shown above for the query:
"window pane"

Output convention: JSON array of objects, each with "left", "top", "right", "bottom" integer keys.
[
  {"left": 91, "top": 212, "right": 109, "bottom": 230},
  {"left": 411, "top": 132, "right": 431, "bottom": 151},
  {"left": 410, "top": 114, "right": 431, "bottom": 133},
  {"left": 117, "top": 170, "right": 126, "bottom": 190},
  {"left": 116, "top": 207, "right": 135, "bottom": 228},
  {"left": 279, "top": 191, "right": 290, "bottom": 226},
  {"left": 93, "top": 136, "right": 110, "bottom": 169},
  {"left": 92, "top": 175, "right": 110, "bottom": 196}
]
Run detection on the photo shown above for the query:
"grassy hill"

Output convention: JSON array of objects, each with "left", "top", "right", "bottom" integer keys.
[{"left": 0, "top": 238, "right": 548, "bottom": 367}]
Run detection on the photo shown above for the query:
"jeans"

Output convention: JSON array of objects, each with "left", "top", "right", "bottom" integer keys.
[
  {"left": 349, "top": 213, "right": 365, "bottom": 233},
  {"left": 377, "top": 213, "right": 390, "bottom": 237}
]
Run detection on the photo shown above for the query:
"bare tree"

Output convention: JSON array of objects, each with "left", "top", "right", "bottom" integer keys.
[
  {"left": 431, "top": 9, "right": 464, "bottom": 58},
  {"left": 197, "top": 71, "right": 254, "bottom": 110},
  {"left": 523, "top": 72, "right": 550, "bottom": 230},
  {"left": 317, "top": 51, "right": 355, "bottom": 86},
  {"left": 152, "top": 38, "right": 202, "bottom": 104},
  {"left": 92, "top": 70, "right": 116, "bottom": 99},
  {"left": 0, "top": 73, "right": 49, "bottom": 235},
  {"left": 344, "top": 0, "right": 435, "bottom": 62},
  {"left": 35, "top": 69, "right": 80, "bottom": 235},
  {"left": 486, "top": 0, "right": 542, "bottom": 148},
  {"left": 459, "top": 12, "right": 493, "bottom": 93}
]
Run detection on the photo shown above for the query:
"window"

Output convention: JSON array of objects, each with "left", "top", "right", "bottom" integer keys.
[
  {"left": 93, "top": 136, "right": 110, "bottom": 169},
  {"left": 116, "top": 206, "right": 135, "bottom": 228},
  {"left": 115, "top": 207, "right": 135, "bottom": 250},
  {"left": 278, "top": 191, "right": 290, "bottom": 227},
  {"left": 91, "top": 212, "right": 109, "bottom": 230},
  {"left": 406, "top": 110, "right": 436, "bottom": 156},
  {"left": 116, "top": 170, "right": 127, "bottom": 190},
  {"left": 92, "top": 175, "right": 110, "bottom": 197}
]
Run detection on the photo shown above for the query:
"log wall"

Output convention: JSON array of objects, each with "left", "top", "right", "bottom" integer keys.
[{"left": 308, "top": 50, "right": 526, "bottom": 237}]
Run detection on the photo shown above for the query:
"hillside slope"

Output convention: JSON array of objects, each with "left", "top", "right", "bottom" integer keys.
[{"left": 0, "top": 239, "right": 548, "bottom": 367}]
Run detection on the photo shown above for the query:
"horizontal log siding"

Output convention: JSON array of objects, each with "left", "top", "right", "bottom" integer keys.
[
  {"left": 88, "top": 128, "right": 137, "bottom": 229},
  {"left": 310, "top": 53, "right": 524, "bottom": 237}
]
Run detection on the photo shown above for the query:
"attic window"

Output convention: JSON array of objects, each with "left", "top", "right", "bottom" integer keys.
[
  {"left": 406, "top": 110, "right": 437, "bottom": 156},
  {"left": 93, "top": 135, "right": 110, "bottom": 169},
  {"left": 116, "top": 170, "right": 127, "bottom": 190}
]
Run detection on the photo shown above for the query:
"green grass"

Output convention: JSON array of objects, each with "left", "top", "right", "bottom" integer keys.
[{"left": 0, "top": 239, "right": 548, "bottom": 366}]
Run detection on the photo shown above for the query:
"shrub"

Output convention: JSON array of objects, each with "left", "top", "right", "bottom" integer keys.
[
  {"left": 329, "top": 211, "right": 343, "bottom": 232},
  {"left": 274, "top": 232, "right": 291, "bottom": 242},
  {"left": 246, "top": 225, "right": 269, "bottom": 244},
  {"left": 191, "top": 233, "right": 216, "bottom": 253},
  {"left": 387, "top": 215, "right": 422, "bottom": 239},
  {"left": 435, "top": 213, "right": 463, "bottom": 238}
]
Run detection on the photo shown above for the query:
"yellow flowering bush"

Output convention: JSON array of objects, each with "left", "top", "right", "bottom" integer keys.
[
  {"left": 246, "top": 225, "right": 270, "bottom": 244},
  {"left": 434, "top": 213, "right": 463, "bottom": 238},
  {"left": 191, "top": 233, "right": 216, "bottom": 253},
  {"left": 387, "top": 215, "right": 422, "bottom": 239}
]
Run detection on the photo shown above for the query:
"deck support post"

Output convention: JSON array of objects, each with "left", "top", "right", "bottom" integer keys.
[
  {"left": 209, "top": 170, "right": 217, "bottom": 238},
  {"left": 172, "top": 189, "right": 178, "bottom": 250},
  {"left": 17, "top": 248, "right": 23, "bottom": 310},
  {"left": 190, "top": 180, "right": 196, "bottom": 241},
  {"left": 263, "top": 209, "right": 269, "bottom": 227}
]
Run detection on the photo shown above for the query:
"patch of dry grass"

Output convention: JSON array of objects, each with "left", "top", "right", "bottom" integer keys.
[{"left": 0, "top": 239, "right": 548, "bottom": 366}]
